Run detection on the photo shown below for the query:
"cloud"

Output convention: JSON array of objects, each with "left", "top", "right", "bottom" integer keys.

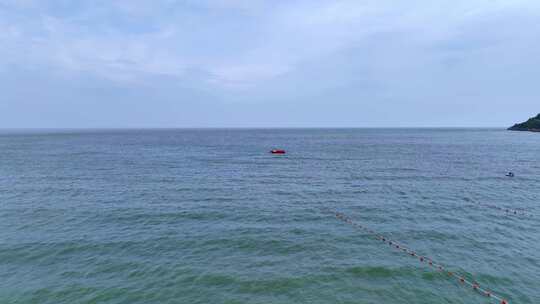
[
  {"left": 2, "top": 0, "right": 538, "bottom": 85},
  {"left": 1, "top": 0, "right": 540, "bottom": 127}
]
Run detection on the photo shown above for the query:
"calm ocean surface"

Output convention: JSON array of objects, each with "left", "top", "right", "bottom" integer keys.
[{"left": 1, "top": 128, "right": 539, "bottom": 304}]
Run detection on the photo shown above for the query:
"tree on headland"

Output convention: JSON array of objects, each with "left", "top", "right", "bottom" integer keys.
[{"left": 508, "top": 113, "right": 540, "bottom": 132}]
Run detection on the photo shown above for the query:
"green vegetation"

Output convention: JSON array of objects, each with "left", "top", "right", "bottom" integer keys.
[{"left": 508, "top": 113, "right": 540, "bottom": 132}]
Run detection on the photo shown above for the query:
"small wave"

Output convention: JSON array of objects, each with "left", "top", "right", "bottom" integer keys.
[{"left": 345, "top": 266, "right": 418, "bottom": 278}]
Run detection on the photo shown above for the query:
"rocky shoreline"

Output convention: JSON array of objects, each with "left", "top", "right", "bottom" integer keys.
[{"left": 508, "top": 114, "right": 540, "bottom": 132}]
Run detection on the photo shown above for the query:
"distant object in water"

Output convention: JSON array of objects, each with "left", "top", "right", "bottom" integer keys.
[
  {"left": 270, "top": 149, "right": 286, "bottom": 154},
  {"left": 508, "top": 113, "right": 540, "bottom": 132},
  {"left": 506, "top": 172, "right": 515, "bottom": 177}
]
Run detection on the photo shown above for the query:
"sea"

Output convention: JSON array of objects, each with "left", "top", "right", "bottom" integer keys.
[{"left": 1, "top": 128, "right": 539, "bottom": 304}]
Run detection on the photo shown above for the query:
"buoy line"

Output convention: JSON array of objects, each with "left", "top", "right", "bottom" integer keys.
[
  {"left": 324, "top": 209, "right": 510, "bottom": 304},
  {"left": 473, "top": 201, "right": 533, "bottom": 217}
]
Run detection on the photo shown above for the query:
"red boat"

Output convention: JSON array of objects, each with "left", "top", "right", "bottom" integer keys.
[{"left": 270, "top": 149, "right": 286, "bottom": 154}]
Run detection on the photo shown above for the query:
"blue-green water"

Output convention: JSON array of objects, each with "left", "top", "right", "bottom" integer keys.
[{"left": 1, "top": 129, "right": 539, "bottom": 304}]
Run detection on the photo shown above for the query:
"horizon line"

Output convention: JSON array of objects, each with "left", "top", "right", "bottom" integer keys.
[{"left": 0, "top": 126, "right": 510, "bottom": 131}]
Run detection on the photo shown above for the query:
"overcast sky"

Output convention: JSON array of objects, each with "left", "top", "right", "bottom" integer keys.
[{"left": 1, "top": 0, "right": 539, "bottom": 128}]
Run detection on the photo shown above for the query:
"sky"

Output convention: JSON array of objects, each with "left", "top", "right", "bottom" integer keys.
[{"left": 1, "top": 0, "right": 539, "bottom": 128}]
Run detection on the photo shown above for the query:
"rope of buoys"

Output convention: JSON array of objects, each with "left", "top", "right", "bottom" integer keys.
[
  {"left": 473, "top": 201, "right": 533, "bottom": 217},
  {"left": 325, "top": 209, "right": 510, "bottom": 304}
]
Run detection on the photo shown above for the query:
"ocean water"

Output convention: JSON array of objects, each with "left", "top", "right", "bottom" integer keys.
[{"left": 1, "top": 128, "right": 539, "bottom": 304}]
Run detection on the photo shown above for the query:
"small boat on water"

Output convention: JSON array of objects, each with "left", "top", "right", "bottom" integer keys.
[
  {"left": 505, "top": 172, "right": 514, "bottom": 177},
  {"left": 270, "top": 149, "right": 286, "bottom": 154}
]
